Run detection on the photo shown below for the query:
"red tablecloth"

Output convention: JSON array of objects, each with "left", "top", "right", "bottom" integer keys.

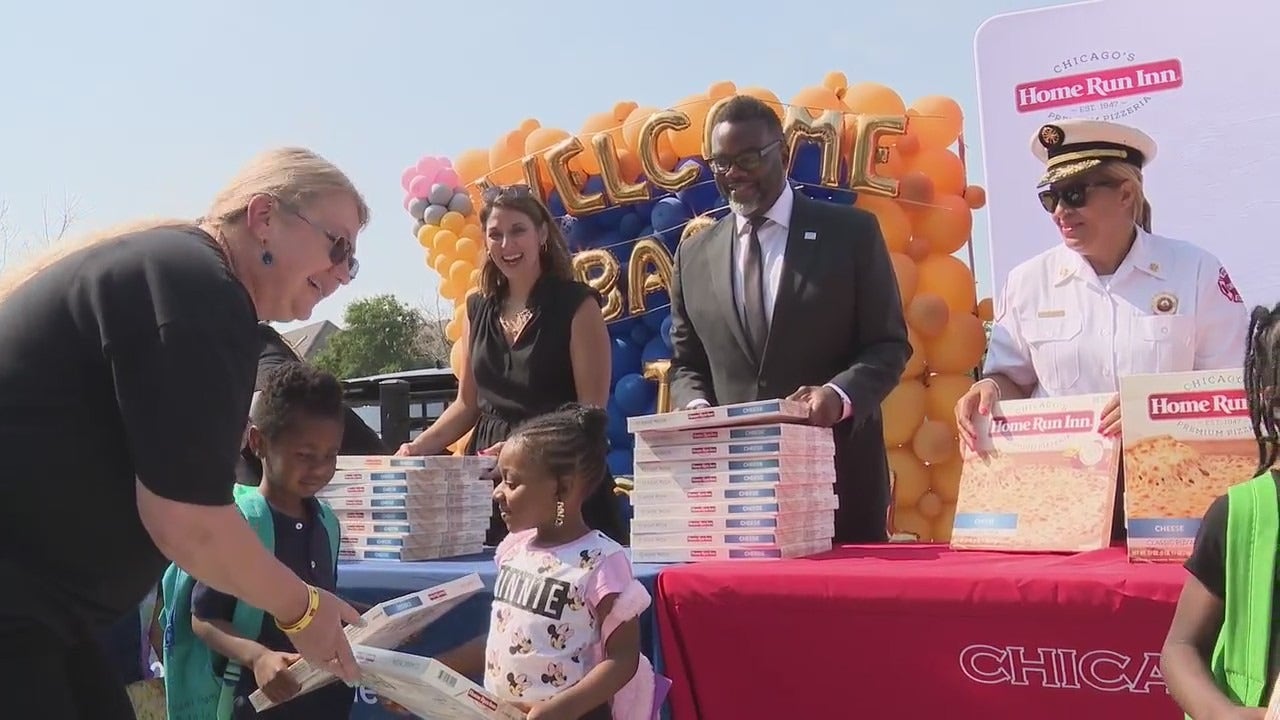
[{"left": 656, "top": 544, "right": 1188, "bottom": 719}]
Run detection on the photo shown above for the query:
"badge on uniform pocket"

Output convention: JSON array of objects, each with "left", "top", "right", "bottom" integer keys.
[{"left": 1152, "top": 292, "right": 1178, "bottom": 315}]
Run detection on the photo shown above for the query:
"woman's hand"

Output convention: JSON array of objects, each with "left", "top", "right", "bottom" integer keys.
[
  {"left": 1097, "top": 393, "right": 1122, "bottom": 437},
  {"left": 280, "top": 587, "right": 365, "bottom": 684},
  {"left": 955, "top": 379, "right": 1000, "bottom": 450},
  {"left": 251, "top": 651, "right": 303, "bottom": 705},
  {"left": 394, "top": 442, "right": 415, "bottom": 457},
  {"left": 480, "top": 441, "right": 504, "bottom": 456}
]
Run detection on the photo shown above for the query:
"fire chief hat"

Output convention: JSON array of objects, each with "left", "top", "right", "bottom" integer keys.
[{"left": 1031, "top": 119, "right": 1158, "bottom": 188}]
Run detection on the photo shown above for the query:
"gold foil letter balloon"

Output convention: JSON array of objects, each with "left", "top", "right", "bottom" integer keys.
[
  {"left": 638, "top": 111, "right": 701, "bottom": 193},
  {"left": 782, "top": 106, "right": 843, "bottom": 188},
  {"left": 848, "top": 114, "right": 909, "bottom": 198},
  {"left": 592, "top": 133, "right": 650, "bottom": 205},
  {"left": 543, "top": 137, "right": 607, "bottom": 215},
  {"left": 570, "top": 249, "right": 623, "bottom": 321},
  {"left": 627, "top": 238, "right": 674, "bottom": 316},
  {"left": 642, "top": 360, "right": 673, "bottom": 414}
]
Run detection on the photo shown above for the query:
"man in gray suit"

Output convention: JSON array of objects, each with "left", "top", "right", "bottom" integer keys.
[{"left": 668, "top": 95, "right": 912, "bottom": 543}]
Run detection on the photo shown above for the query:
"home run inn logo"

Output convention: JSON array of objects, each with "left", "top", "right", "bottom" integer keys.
[{"left": 1015, "top": 57, "right": 1183, "bottom": 119}]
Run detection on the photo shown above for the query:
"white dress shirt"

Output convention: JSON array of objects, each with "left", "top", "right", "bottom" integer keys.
[
  {"left": 685, "top": 185, "right": 853, "bottom": 419},
  {"left": 984, "top": 228, "right": 1249, "bottom": 397}
]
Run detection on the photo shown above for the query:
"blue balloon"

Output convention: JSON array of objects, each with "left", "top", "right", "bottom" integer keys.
[
  {"left": 629, "top": 323, "right": 652, "bottom": 346},
  {"left": 607, "top": 448, "right": 634, "bottom": 477},
  {"left": 642, "top": 304, "right": 669, "bottom": 331},
  {"left": 790, "top": 144, "right": 822, "bottom": 185},
  {"left": 594, "top": 230, "right": 623, "bottom": 254},
  {"left": 610, "top": 336, "right": 642, "bottom": 381},
  {"left": 565, "top": 219, "right": 595, "bottom": 251},
  {"left": 618, "top": 211, "right": 644, "bottom": 241},
  {"left": 659, "top": 314, "right": 673, "bottom": 349},
  {"left": 546, "top": 190, "right": 567, "bottom": 218},
  {"left": 641, "top": 335, "right": 670, "bottom": 364},
  {"left": 613, "top": 373, "right": 656, "bottom": 415},
  {"left": 605, "top": 400, "right": 631, "bottom": 448},
  {"left": 651, "top": 197, "right": 692, "bottom": 245}
]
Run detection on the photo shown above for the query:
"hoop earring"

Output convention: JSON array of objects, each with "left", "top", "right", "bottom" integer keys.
[{"left": 554, "top": 500, "right": 565, "bottom": 527}]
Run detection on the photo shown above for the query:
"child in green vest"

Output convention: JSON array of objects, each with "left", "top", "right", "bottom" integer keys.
[
  {"left": 162, "top": 362, "right": 353, "bottom": 719},
  {"left": 1162, "top": 303, "right": 1280, "bottom": 719}
]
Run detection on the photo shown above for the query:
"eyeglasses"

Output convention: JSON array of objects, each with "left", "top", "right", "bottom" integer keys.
[
  {"left": 708, "top": 140, "right": 782, "bottom": 174},
  {"left": 482, "top": 184, "right": 536, "bottom": 205},
  {"left": 1038, "top": 181, "right": 1118, "bottom": 213},
  {"left": 277, "top": 200, "right": 359, "bottom": 279}
]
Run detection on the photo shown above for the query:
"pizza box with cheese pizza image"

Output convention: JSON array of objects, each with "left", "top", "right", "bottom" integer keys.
[
  {"left": 1119, "top": 369, "right": 1255, "bottom": 563},
  {"left": 951, "top": 393, "right": 1119, "bottom": 554}
]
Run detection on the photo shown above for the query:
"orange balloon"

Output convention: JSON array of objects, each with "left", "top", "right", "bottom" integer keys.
[
  {"left": 707, "top": 80, "right": 737, "bottom": 99},
  {"left": 487, "top": 130, "right": 525, "bottom": 185},
  {"left": 916, "top": 489, "right": 945, "bottom": 520},
  {"left": 907, "top": 96, "right": 964, "bottom": 151},
  {"left": 453, "top": 149, "right": 491, "bottom": 186},
  {"left": 439, "top": 211, "right": 466, "bottom": 234},
  {"left": 445, "top": 319, "right": 461, "bottom": 343},
  {"left": 432, "top": 253, "right": 451, "bottom": 277},
  {"left": 932, "top": 502, "right": 957, "bottom": 543},
  {"left": 892, "top": 507, "right": 933, "bottom": 542},
  {"left": 906, "top": 235, "right": 932, "bottom": 262},
  {"left": 911, "top": 194, "right": 973, "bottom": 256},
  {"left": 901, "top": 328, "right": 926, "bottom": 381},
  {"left": 906, "top": 293, "right": 951, "bottom": 338},
  {"left": 668, "top": 93, "right": 712, "bottom": 159},
  {"left": 888, "top": 447, "right": 930, "bottom": 506},
  {"left": 976, "top": 297, "right": 994, "bottom": 322},
  {"left": 613, "top": 101, "right": 638, "bottom": 122},
  {"left": 917, "top": 253, "right": 976, "bottom": 317},
  {"left": 924, "top": 313, "right": 987, "bottom": 375},
  {"left": 822, "top": 71, "right": 849, "bottom": 97},
  {"left": 461, "top": 223, "right": 483, "bottom": 242},
  {"left": 623, "top": 106, "right": 660, "bottom": 154},
  {"left": 416, "top": 223, "right": 439, "bottom": 249},
  {"left": 448, "top": 260, "right": 474, "bottom": 289},
  {"left": 616, "top": 148, "right": 644, "bottom": 184},
  {"left": 525, "top": 127, "right": 571, "bottom": 155},
  {"left": 737, "top": 87, "right": 785, "bottom": 121},
  {"left": 897, "top": 171, "right": 935, "bottom": 208},
  {"left": 907, "top": 148, "right": 966, "bottom": 197},
  {"left": 924, "top": 373, "right": 975, "bottom": 430},
  {"left": 889, "top": 252, "right": 918, "bottom": 306},
  {"left": 575, "top": 112, "right": 625, "bottom": 176},
  {"left": 856, "top": 195, "right": 911, "bottom": 254},
  {"left": 842, "top": 82, "right": 906, "bottom": 116},
  {"left": 432, "top": 229, "right": 459, "bottom": 256},
  {"left": 929, "top": 458, "right": 963, "bottom": 503},
  {"left": 881, "top": 380, "right": 927, "bottom": 447},
  {"left": 518, "top": 118, "right": 541, "bottom": 135},
  {"left": 912, "top": 420, "right": 958, "bottom": 465},
  {"left": 454, "top": 236, "right": 479, "bottom": 261},
  {"left": 964, "top": 185, "right": 988, "bottom": 210},
  {"left": 792, "top": 86, "right": 852, "bottom": 159}
]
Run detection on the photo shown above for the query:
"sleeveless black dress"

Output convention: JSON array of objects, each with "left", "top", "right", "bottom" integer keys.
[{"left": 466, "top": 276, "right": 625, "bottom": 546}]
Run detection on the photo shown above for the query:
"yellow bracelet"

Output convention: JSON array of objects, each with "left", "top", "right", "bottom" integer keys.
[{"left": 276, "top": 585, "right": 320, "bottom": 634}]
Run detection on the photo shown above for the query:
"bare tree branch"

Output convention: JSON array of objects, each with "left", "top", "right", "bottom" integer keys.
[
  {"left": 0, "top": 194, "right": 81, "bottom": 271},
  {"left": 414, "top": 295, "right": 454, "bottom": 367}
]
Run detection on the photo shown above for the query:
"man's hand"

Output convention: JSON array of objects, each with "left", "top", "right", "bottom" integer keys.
[
  {"left": 788, "top": 386, "right": 842, "bottom": 427},
  {"left": 1097, "top": 393, "right": 1122, "bottom": 437}
]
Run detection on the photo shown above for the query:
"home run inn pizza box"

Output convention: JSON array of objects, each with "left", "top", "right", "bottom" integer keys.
[
  {"left": 951, "top": 393, "right": 1120, "bottom": 553},
  {"left": 626, "top": 398, "right": 809, "bottom": 432},
  {"left": 1120, "top": 369, "right": 1255, "bottom": 563},
  {"left": 633, "top": 422, "right": 833, "bottom": 452}
]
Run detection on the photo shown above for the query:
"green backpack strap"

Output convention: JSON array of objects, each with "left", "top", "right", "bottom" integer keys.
[
  {"left": 162, "top": 487, "right": 275, "bottom": 720},
  {"left": 317, "top": 499, "right": 341, "bottom": 572},
  {"left": 1207, "top": 472, "right": 1277, "bottom": 711}
]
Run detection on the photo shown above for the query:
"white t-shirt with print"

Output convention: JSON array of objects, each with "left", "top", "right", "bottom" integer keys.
[{"left": 483, "top": 529, "right": 633, "bottom": 705}]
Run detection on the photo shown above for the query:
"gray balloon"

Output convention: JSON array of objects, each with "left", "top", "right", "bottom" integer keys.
[
  {"left": 423, "top": 204, "right": 448, "bottom": 226},
  {"left": 407, "top": 198, "right": 429, "bottom": 221},
  {"left": 447, "top": 192, "right": 473, "bottom": 216},
  {"left": 412, "top": 219, "right": 425, "bottom": 237},
  {"left": 428, "top": 183, "right": 454, "bottom": 206}
]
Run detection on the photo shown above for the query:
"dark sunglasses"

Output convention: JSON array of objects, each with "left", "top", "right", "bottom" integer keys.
[
  {"left": 482, "top": 184, "right": 536, "bottom": 205},
  {"left": 708, "top": 139, "right": 782, "bottom": 174},
  {"left": 1038, "top": 181, "right": 1118, "bottom": 213},
  {"left": 278, "top": 201, "right": 359, "bottom": 279}
]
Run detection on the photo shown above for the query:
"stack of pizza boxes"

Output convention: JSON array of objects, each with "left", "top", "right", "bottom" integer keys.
[
  {"left": 1119, "top": 368, "right": 1254, "bottom": 563},
  {"left": 320, "top": 456, "right": 496, "bottom": 561},
  {"left": 625, "top": 399, "right": 838, "bottom": 563}
]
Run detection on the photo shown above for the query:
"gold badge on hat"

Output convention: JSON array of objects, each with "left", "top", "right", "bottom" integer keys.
[
  {"left": 1152, "top": 292, "right": 1178, "bottom": 315},
  {"left": 1039, "top": 124, "right": 1065, "bottom": 149}
]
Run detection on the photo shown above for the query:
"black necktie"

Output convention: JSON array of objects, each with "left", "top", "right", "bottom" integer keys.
[{"left": 742, "top": 216, "right": 769, "bottom": 361}]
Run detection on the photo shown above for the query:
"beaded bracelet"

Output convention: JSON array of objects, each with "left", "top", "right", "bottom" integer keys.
[{"left": 276, "top": 585, "right": 321, "bottom": 634}]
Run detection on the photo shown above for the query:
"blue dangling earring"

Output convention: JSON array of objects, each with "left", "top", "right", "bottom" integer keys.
[{"left": 261, "top": 249, "right": 274, "bottom": 266}]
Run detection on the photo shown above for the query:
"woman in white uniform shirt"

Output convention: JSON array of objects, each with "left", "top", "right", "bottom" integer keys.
[{"left": 954, "top": 119, "right": 1249, "bottom": 534}]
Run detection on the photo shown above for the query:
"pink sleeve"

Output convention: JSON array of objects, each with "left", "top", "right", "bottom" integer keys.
[
  {"left": 493, "top": 530, "right": 532, "bottom": 566},
  {"left": 585, "top": 550, "right": 635, "bottom": 609}
]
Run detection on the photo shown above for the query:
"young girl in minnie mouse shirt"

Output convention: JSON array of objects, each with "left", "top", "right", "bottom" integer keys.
[{"left": 438, "top": 404, "right": 666, "bottom": 720}]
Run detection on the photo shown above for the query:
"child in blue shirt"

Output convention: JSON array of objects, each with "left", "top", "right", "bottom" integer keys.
[{"left": 168, "top": 362, "right": 353, "bottom": 719}]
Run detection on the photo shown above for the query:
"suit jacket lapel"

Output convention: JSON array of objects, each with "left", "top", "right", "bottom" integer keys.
[
  {"left": 706, "top": 218, "right": 756, "bottom": 365},
  {"left": 766, "top": 194, "right": 820, "bottom": 356}
]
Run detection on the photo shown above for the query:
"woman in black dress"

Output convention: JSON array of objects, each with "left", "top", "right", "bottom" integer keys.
[{"left": 396, "top": 185, "right": 624, "bottom": 545}]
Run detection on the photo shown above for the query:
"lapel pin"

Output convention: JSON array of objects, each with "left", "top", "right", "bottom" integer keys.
[
  {"left": 1152, "top": 292, "right": 1178, "bottom": 315},
  {"left": 803, "top": 231, "right": 817, "bottom": 241}
]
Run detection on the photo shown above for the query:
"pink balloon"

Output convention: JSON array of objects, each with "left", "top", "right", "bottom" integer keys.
[
  {"left": 435, "top": 168, "right": 459, "bottom": 188},
  {"left": 438, "top": 156, "right": 453, "bottom": 170},
  {"left": 416, "top": 156, "right": 442, "bottom": 178},
  {"left": 403, "top": 193, "right": 414, "bottom": 211},
  {"left": 408, "top": 175, "right": 432, "bottom": 198},
  {"left": 400, "top": 166, "right": 418, "bottom": 192}
]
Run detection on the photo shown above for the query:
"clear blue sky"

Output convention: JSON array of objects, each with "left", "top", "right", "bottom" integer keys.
[{"left": 1, "top": 0, "right": 1061, "bottom": 332}]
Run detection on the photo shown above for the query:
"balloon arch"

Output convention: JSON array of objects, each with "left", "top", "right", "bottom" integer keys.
[{"left": 399, "top": 71, "right": 991, "bottom": 543}]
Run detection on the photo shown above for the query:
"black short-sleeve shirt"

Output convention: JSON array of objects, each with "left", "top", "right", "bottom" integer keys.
[
  {"left": 0, "top": 226, "right": 258, "bottom": 631},
  {"left": 1184, "top": 471, "right": 1280, "bottom": 694}
]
